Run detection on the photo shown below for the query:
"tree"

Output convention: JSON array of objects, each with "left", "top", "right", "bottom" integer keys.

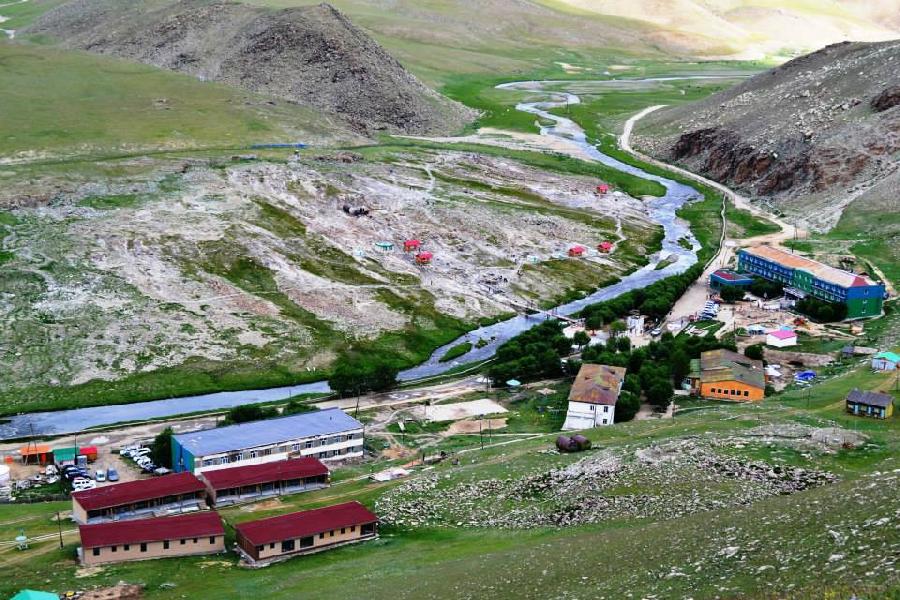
[
  {"left": 646, "top": 380, "right": 674, "bottom": 408},
  {"left": 719, "top": 286, "right": 745, "bottom": 303},
  {"left": 573, "top": 330, "right": 591, "bottom": 348},
  {"left": 151, "top": 427, "right": 174, "bottom": 469},
  {"left": 669, "top": 349, "right": 691, "bottom": 384},
  {"left": 615, "top": 335, "right": 632, "bottom": 353},
  {"left": 615, "top": 391, "right": 640, "bottom": 422},
  {"left": 623, "top": 373, "right": 642, "bottom": 396},
  {"left": 224, "top": 404, "right": 277, "bottom": 425},
  {"left": 609, "top": 320, "right": 627, "bottom": 338},
  {"left": 744, "top": 344, "right": 764, "bottom": 360},
  {"left": 329, "top": 354, "right": 399, "bottom": 397}
]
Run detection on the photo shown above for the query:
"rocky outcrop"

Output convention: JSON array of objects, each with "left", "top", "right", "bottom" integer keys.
[
  {"left": 635, "top": 40, "right": 900, "bottom": 230},
  {"left": 26, "top": 0, "right": 475, "bottom": 135}
]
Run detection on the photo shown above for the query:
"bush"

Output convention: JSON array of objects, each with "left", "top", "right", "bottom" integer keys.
[
  {"left": 796, "top": 296, "right": 847, "bottom": 322},
  {"left": 487, "top": 320, "right": 570, "bottom": 385},
  {"left": 223, "top": 404, "right": 278, "bottom": 425},
  {"left": 719, "top": 286, "right": 745, "bottom": 303},
  {"left": 744, "top": 344, "right": 764, "bottom": 360},
  {"left": 749, "top": 277, "right": 783, "bottom": 299},
  {"left": 615, "top": 391, "right": 640, "bottom": 422}
]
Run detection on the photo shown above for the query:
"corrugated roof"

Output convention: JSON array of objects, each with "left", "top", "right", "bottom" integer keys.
[
  {"left": 73, "top": 472, "right": 205, "bottom": 511},
  {"left": 174, "top": 408, "right": 363, "bottom": 457},
  {"left": 19, "top": 445, "right": 52, "bottom": 456},
  {"left": 235, "top": 501, "right": 377, "bottom": 546},
  {"left": 201, "top": 457, "right": 329, "bottom": 490},
  {"left": 846, "top": 389, "right": 894, "bottom": 408},
  {"left": 742, "top": 246, "right": 878, "bottom": 289},
  {"left": 79, "top": 512, "right": 224, "bottom": 549},
  {"left": 568, "top": 364, "right": 626, "bottom": 405},
  {"left": 700, "top": 349, "right": 765, "bottom": 390}
]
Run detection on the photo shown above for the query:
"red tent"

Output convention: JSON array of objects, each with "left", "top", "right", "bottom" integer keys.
[
  {"left": 415, "top": 251, "right": 433, "bottom": 265},
  {"left": 568, "top": 246, "right": 586, "bottom": 257},
  {"left": 597, "top": 241, "right": 613, "bottom": 253},
  {"left": 79, "top": 446, "right": 99, "bottom": 462},
  {"left": 596, "top": 184, "right": 610, "bottom": 194},
  {"left": 404, "top": 239, "right": 421, "bottom": 252}
]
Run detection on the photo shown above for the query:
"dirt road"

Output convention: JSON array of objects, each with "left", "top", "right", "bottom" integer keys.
[{"left": 621, "top": 105, "right": 797, "bottom": 329}]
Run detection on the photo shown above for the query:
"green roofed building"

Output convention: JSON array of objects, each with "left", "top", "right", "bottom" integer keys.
[{"left": 52, "top": 447, "right": 77, "bottom": 465}]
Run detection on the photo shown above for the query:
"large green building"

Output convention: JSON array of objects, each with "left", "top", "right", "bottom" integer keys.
[{"left": 738, "top": 245, "right": 885, "bottom": 319}]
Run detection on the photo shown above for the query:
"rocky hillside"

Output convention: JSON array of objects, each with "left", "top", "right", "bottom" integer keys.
[
  {"left": 26, "top": 0, "right": 475, "bottom": 135},
  {"left": 635, "top": 40, "right": 900, "bottom": 230}
]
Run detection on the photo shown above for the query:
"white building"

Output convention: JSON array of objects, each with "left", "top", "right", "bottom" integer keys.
[
  {"left": 766, "top": 329, "right": 798, "bottom": 348},
  {"left": 172, "top": 408, "right": 364, "bottom": 475},
  {"left": 562, "top": 364, "right": 626, "bottom": 430}
]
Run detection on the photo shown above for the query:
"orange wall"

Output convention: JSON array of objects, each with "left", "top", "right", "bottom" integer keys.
[{"left": 700, "top": 380, "right": 764, "bottom": 402}]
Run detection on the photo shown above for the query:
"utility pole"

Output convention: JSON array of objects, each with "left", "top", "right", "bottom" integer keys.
[
  {"left": 479, "top": 417, "right": 484, "bottom": 451},
  {"left": 56, "top": 512, "right": 64, "bottom": 549}
]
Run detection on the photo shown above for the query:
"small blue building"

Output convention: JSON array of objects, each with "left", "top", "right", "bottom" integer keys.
[{"left": 710, "top": 269, "right": 754, "bottom": 289}]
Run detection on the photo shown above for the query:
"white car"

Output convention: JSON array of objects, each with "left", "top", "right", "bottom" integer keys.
[
  {"left": 132, "top": 448, "right": 152, "bottom": 458},
  {"left": 135, "top": 456, "right": 152, "bottom": 467},
  {"left": 95, "top": 469, "right": 107, "bottom": 482},
  {"left": 72, "top": 478, "right": 96, "bottom": 491}
]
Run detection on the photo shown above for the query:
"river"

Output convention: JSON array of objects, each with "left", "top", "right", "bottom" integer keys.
[{"left": 0, "top": 79, "right": 704, "bottom": 439}]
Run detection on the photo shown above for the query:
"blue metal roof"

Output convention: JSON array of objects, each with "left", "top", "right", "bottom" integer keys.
[{"left": 173, "top": 408, "right": 362, "bottom": 456}]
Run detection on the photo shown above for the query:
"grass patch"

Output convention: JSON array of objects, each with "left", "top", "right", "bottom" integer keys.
[
  {"left": 76, "top": 194, "right": 142, "bottom": 209},
  {"left": 724, "top": 202, "right": 780, "bottom": 237},
  {"left": 439, "top": 342, "right": 473, "bottom": 363}
]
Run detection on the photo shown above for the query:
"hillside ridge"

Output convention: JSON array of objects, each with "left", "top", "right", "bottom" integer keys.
[{"left": 26, "top": 0, "right": 476, "bottom": 135}]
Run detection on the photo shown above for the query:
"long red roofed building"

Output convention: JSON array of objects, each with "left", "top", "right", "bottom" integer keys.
[
  {"left": 79, "top": 512, "right": 225, "bottom": 566},
  {"left": 235, "top": 501, "right": 378, "bottom": 564},
  {"left": 71, "top": 472, "right": 207, "bottom": 524},
  {"left": 199, "top": 457, "right": 329, "bottom": 506}
]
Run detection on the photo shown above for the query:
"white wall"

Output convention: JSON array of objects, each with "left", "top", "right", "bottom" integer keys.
[{"left": 562, "top": 401, "right": 615, "bottom": 430}]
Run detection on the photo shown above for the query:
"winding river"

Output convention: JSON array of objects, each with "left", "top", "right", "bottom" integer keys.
[{"left": 0, "top": 79, "right": 707, "bottom": 439}]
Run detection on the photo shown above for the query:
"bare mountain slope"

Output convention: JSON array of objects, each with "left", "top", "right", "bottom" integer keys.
[
  {"left": 26, "top": 0, "right": 475, "bottom": 135},
  {"left": 634, "top": 40, "right": 900, "bottom": 231}
]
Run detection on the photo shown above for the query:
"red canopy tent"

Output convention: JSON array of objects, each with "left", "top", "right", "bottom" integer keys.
[
  {"left": 568, "top": 246, "right": 586, "bottom": 257},
  {"left": 415, "top": 251, "right": 433, "bottom": 265},
  {"left": 403, "top": 239, "right": 421, "bottom": 252}
]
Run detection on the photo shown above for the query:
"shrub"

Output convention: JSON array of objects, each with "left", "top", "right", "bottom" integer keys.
[{"left": 744, "top": 344, "right": 764, "bottom": 360}]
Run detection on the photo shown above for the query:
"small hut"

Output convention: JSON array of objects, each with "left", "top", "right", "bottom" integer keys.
[
  {"left": 597, "top": 241, "right": 613, "bottom": 253},
  {"left": 568, "top": 245, "right": 586, "bottom": 258},
  {"left": 374, "top": 241, "right": 394, "bottom": 252},
  {"left": 596, "top": 184, "right": 610, "bottom": 194},
  {"left": 415, "top": 251, "right": 433, "bottom": 265},
  {"left": 404, "top": 239, "right": 422, "bottom": 252}
]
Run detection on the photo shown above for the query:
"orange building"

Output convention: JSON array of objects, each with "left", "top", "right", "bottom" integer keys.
[{"left": 689, "top": 349, "right": 766, "bottom": 402}]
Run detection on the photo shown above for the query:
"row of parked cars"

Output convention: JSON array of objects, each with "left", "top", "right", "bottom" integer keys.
[
  {"left": 120, "top": 444, "right": 171, "bottom": 476},
  {"left": 698, "top": 300, "right": 720, "bottom": 321},
  {"left": 60, "top": 464, "right": 120, "bottom": 492}
]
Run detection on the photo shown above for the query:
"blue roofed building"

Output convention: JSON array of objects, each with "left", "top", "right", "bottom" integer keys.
[{"left": 172, "top": 408, "right": 364, "bottom": 475}]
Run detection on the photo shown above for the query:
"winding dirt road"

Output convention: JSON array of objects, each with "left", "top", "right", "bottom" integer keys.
[{"left": 621, "top": 105, "right": 798, "bottom": 328}]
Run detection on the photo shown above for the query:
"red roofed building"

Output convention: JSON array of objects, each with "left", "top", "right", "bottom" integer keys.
[
  {"left": 403, "top": 239, "right": 421, "bottom": 252},
  {"left": 597, "top": 241, "right": 613, "bottom": 253},
  {"left": 71, "top": 472, "right": 207, "bottom": 524},
  {"left": 596, "top": 184, "right": 610, "bottom": 194},
  {"left": 568, "top": 245, "right": 586, "bottom": 257},
  {"left": 79, "top": 512, "right": 225, "bottom": 566},
  {"left": 415, "top": 251, "right": 433, "bottom": 265},
  {"left": 235, "top": 501, "right": 378, "bottom": 564},
  {"left": 200, "top": 457, "right": 330, "bottom": 506}
]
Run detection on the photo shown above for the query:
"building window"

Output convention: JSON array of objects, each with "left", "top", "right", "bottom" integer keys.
[
  {"left": 590, "top": 405, "right": 595, "bottom": 411},
  {"left": 92, "top": 547, "right": 100, "bottom": 556},
  {"left": 124, "top": 544, "right": 130, "bottom": 551},
  {"left": 270, "top": 543, "right": 275, "bottom": 549},
  {"left": 281, "top": 539, "right": 296, "bottom": 553},
  {"left": 292, "top": 444, "right": 300, "bottom": 452},
  {"left": 603, "top": 406, "right": 609, "bottom": 413},
  {"left": 193, "top": 538, "right": 198, "bottom": 544},
  {"left": 164, "top": 541, "right": 170, "bottom": 549},
  {"left": 140, "top": 543, "right": 147, "bottom": 552},
  {"left": 350, "top": 526, "right": 355, "bottom": 532},
  {"left": 330, "top": 531, "right": 335, "bottom": 537},
  {"left": 319, "top": 532, "right": 325, "bottom": 539},
  {"left": 250, "top": 451, "right": 257, "bottom": 459},
  {"left": 111, "top": 546, "right": 117, "bottom": 553},
  {"left": 256, "top": 545, "right": 263, "bottom": 553},
  {"left": 210, "top": 536, "right": 216, "bottom": 544},
  {"left": 341, "top": 528, "right": 346, "bottom": 534},
  {"left": 305, "top": 441, "right": 313, "bottom": 449},
  {"left": 744, "top": 391, "right": 749, "bottom": 397}
]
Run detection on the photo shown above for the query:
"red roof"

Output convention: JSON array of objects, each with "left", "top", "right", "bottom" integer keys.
[
  {"left": 73, "top": 472, "right": 205, "bottom": 511},
  {"left": 79, "top": 512, "right": 224, "bottom": 549},
  {"left": 201, "top": 457, "right": 329, "bottom": 490},
  {"left": 404, "top": 239, "right": 421, "bottom": 247},
  {"left": 416, "top": 251, "right": 433, "bottom": 260},
  {"left": 235, "top": 501, "right": 377, "bottom": 546},
  {"left": 80, "top": 446, "right": 98, "bottom": 455},
  {"left": 569, "top": 246, "right": 586, "bottom": 255}
]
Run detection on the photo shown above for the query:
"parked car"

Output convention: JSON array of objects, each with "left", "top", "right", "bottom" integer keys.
[
  {"left": 106, "top": 468, "right": 119, "bottom": 482},
  {"left": 650, "top": 328, "right": 662, "bottom": 337},
  {"left": 132, "top": 448, "right": 152, "bottom": 458},
  {"left": 95, "top": 469, "right": 106, "bottom": 482},
  {"left": 72, "top": 478, "right": 96, "bottom": 492},
  {"left": 153, "top": 467, "right": 171, "bottom": 477}
]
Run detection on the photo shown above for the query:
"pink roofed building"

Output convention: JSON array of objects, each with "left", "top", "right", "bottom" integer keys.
[
  {"left": 766, "top": 329, "right": 798, "bottom": 348},
  {"left": 568, "top": 245, "right": 586, "bottom": 257}
]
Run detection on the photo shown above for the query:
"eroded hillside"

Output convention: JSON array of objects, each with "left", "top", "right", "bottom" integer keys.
[
  {"left": 634, "top": 40, "right": 900, "bottom": 232},
  {"left": 0, "top": 149, "right": 659, "bottom": 408}
]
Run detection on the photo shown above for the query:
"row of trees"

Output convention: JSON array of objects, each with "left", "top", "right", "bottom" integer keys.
[
  {"left": 487, "top": 320, "right": 575, "bottom": 385},
  {"left": 580, "top": 263, "right": 703, "bottom": 328},
  {"left": 328, "top": 352, "right": 400, "bottom": 397},
  {"left": 797, "top": 296, "right": 848, "bottom": 322}
]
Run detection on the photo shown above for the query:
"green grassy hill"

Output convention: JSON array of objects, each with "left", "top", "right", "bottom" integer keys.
[{"left": 0, "top": 42, "right": 351, "bottom": 161}]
